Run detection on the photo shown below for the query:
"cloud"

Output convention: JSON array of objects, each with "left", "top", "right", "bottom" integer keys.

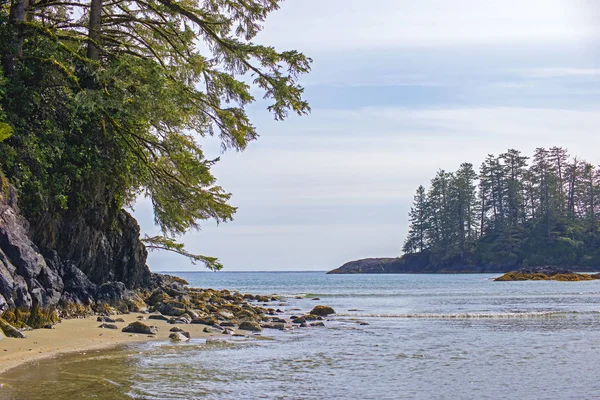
[
  {"left": 132, "top": 1, "right": 600, "bottom": 272},
  {"left": 256, "top": 0, "right": 598, "bottom": 53},
  {"left": 518, "top": 68, "right": 600, "bottom": 79}
]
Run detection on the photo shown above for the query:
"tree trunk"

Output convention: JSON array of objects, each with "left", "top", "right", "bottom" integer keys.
[
  {"left": 3, "top": 0, "right": 28, "bottom": 75},
  {"left": 87, "top": 0, "right": 103, "bottom": 61}
]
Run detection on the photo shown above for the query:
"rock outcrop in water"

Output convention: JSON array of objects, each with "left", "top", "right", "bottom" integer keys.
[{"left": 494, "top": 266, "right": 600, "bottom": 281}]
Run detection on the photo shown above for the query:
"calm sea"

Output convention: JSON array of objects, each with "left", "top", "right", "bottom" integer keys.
[{"left": 3, "top": 272, "right": 600, "bottom": 400}]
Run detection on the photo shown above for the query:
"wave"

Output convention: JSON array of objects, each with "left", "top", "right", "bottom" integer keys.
[
  {"left": 335, "top": 311, "right": 580, "bottom": 319},
  {"left": 302, "top": 293, "right": 413, "bottom": 298}
]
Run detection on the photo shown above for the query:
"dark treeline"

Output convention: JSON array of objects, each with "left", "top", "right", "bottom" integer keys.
[{"left": 403, "top": 147, "right": 600, "bottom": 269}]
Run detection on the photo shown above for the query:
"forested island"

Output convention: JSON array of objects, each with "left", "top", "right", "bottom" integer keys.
[{"left": 329, "top": 147, "right": 600, "bottom": 274}]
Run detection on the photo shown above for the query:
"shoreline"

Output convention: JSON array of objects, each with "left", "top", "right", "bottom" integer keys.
[{"left": 0, "top": 312, "right": 222, "bottom": 376}]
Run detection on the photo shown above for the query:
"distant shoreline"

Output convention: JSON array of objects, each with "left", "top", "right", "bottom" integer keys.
[{"left": 327, "top": 257, "right": 600, "bottom": 275}]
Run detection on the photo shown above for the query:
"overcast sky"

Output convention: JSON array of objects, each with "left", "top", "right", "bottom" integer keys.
[{"left": 134, "top": 0, "right": 600, "bottom": 272}]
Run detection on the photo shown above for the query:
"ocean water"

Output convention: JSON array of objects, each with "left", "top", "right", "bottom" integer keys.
[{"left": 3, "top": 272, "right": 600, "bottom": 400}]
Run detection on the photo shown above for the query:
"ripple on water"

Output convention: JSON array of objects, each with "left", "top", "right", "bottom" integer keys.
[{"left": 4, "top": 273, "right": 600, "bottom": 399}]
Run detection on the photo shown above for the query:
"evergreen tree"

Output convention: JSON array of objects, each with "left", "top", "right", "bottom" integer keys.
[
  {"left": 402, "top": 147, "right": 600, "bottom": 269},
  {"left": 403, "top": 185, "right": 428, "bottom": 254}
]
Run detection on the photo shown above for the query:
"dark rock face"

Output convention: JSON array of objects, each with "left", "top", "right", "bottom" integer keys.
[
  {"left": 0, "top": 185, "right": 151, "bottom": 324},
  {"left": 30, "top": 207, "right": 150, "bottom": 289},
  {"left": 0, "top": 188, "right": 62, "bottom": 311},
  {"left": 60, "top": 260, "right": 97, "bottom": 306}
]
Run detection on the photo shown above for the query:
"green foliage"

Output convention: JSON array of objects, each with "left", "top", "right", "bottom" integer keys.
[
  {"left": 0, "top": 122, "right": 11, "bottom": 142},
  {"left": 0, "top": 0, "right": 310, "bottom": 269},
  {"left": 404, "top": 147, "right": 600, "bottom": 268},
  {"left": 143, "top": 235, "right": 223, "bottom": 270}
]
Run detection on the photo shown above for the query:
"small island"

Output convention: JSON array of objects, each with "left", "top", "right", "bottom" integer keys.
[
  {"left": 331, "top": 147, "right": 600, "bottom": 275},
  {"left": 494, "top": 266, "right": 600, "bottom": 281}
]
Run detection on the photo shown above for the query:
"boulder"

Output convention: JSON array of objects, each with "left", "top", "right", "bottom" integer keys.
[
  {"left": 238, "top": 321, "right": 262, "bottom": 332},
  {"left": 310, "top": 305, "right": 335, "bottom": 316},
  {"left": 122, "top": 321, "right": 158, "bottom": 335}
]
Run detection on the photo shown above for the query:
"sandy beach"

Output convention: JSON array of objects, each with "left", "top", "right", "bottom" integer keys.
[{"left": 0, "top": 313, "right": 219, "bottom": 375}]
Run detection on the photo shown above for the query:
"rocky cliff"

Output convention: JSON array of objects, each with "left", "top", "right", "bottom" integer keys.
[{"left": 0, "top": 182, "right": 151, "bottom": 327}]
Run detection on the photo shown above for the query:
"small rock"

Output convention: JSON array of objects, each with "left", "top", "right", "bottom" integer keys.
[
  {"left": 310, "top": 322, "right": 325, "bottom": 327},
  {"left": 262, "top": 323, "right": 285, "bottom": 330},
  {"left": 169, "top": 332, "right": 190, "bottom": 341},
  {"left": 172, "top": 316, "right": 191, "bottom": 325},
  {"left": 191, "top": 316, "right": 217, "bottom": 326},
  {"left": 148, "top": 314, "right": 169, "bottom": 322},
  {"left": 97, "top": 316, "right": 116, "bottom": 323},
  {"left": 115, "top": 318, "right": 125, "bottom": 322},
  {"left": 122, "top": 321, "right": 158, "bottom": 335},
  {"left": 99, "top": 323, "right": 118, "bottom": 330},
  {"left": 169, "top": 327, "right": 184, "bottom": 332},
  {"left": 311, "top": 298, "right": 320, "bottom": 301}
]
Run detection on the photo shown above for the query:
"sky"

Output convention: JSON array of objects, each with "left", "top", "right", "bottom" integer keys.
[{"left": 134, "top": 0, "right": 600, "bottom": 272}]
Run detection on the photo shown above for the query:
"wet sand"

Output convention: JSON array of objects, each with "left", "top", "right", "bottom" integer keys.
[{"left": 0, "top": 313, "right": 217, "bottom": 375}]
